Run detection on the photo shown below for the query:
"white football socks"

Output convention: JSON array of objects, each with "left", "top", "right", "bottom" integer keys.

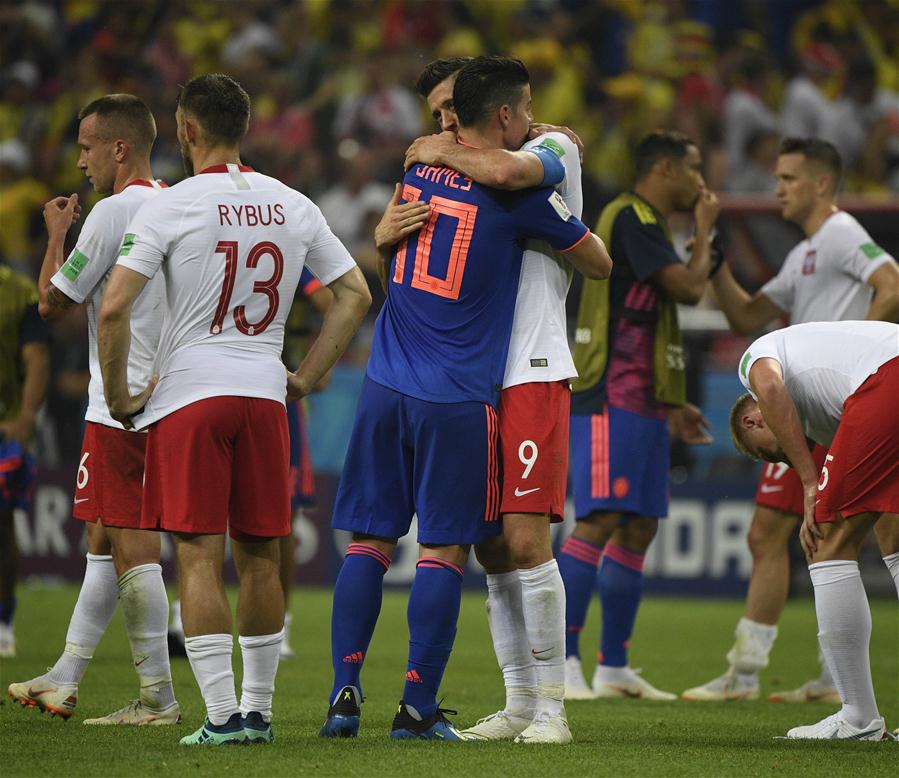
[
  {"left": 485, "top": 571, "right": 536, "bottom": 720},
  {"left": 726, "top": 617, "right": 778, "bottom": 678},
  {"left": 809, "top": 560, "right": 879, "bottom": 728},
  {"left": 48, "top": 553, "right": 118, "bottom": 686},
  {"left": 882, "top": 552, "right": 899, "bottom": 597},
  {"left": 519, "top": 560, "right": 566, "bottom": 717},
  {"left": 185, "top": 633, "right": 239, "bottom": 725},
  {"left": 238, "top": 631, "right": 283, "bottom": 722},
  {"left": 118, "top": 563, "right": 175, "bottom": 710}
]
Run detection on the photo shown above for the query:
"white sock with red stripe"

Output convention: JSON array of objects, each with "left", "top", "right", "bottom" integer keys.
[
  {"left": 185, "top": 633, "right": 239, "bottom": 726},
  {"left": 883, "top": 552, "right": 899, "bottom": 597},
  {"left": 485, "top": 571, "right": 536, "bottom": 720},
  {"left": 47, "top": 553, "right": 118, "bottom": 686},
  {"left": 519, "top": 560, "right": 566, "bottom": 717},
  {"left": 809, "top": 561, "right": 879, "bottom": 728}
]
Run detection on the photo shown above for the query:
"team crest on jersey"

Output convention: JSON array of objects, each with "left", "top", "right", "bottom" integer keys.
[{"left": 802, "top": 249, "right": 816, "bottom": 275}]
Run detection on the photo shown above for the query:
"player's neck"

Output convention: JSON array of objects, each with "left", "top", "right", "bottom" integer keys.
[
  {"left": 189, "top": 146, "right": 243, "bottom": 177},
  {"left": 633, "top": 182, "right": 671, "bottom": 219},
  {"left": 800, "top": 202, "right": 838, "bottom": 239},
  {"left": 456, "top": 128, "right": 501, "bottom": 152},
  {"left": 112, "top": 161, "right": 155, "bottom": 195}
]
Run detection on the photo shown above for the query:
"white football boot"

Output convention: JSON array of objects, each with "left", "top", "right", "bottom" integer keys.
[
  {"left": 768, "top": 678, "right": 841, "bottom": 704},
  {"left": 682, "top": 670, "right": 759, "bottom": 701},
  {"left": 564, "top": 656, "right": 595, "bottom": 700},
  {"left": 783, "top": 712, "right": 886, "bottom": 740},
  {"left": 0, "top": 622, "right": 15, "bottom": 658},
  {"left": 83, "top": 699, "right": 182, "bottom": 725},
  {"left": 8, "top": 674, "right": 78, "bottom": 718},
  {"left": 592, "top": 666, "right": 676, "bottom": 700},
  {"left": 461, "top": 710, "right": 530, "bottom": 741},
  {"left": 514, "top": 710, "right": 573, "bottom": 744}
]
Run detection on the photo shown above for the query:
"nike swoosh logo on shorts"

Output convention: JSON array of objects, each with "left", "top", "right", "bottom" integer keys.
[
  {"left": 73, "top": 497, "right": 89, "bottom": 505},
  {"left": 759, "top": 485, "right": 784, "bottom": 494},
  {"left": 514, "top": 487, "right": 541, "bottom": 497}
]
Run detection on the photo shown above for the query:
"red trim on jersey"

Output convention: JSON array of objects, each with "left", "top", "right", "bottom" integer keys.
[
  {"left": 455, "top": 138, "right": 481, "bottom": 149},
  {"left": 559, "top": 228, "right": 591, "bottom": 253},
  {"left": 198, "top": 164, "right": 255, "bottom": 174},
  {"left": 123, "top": 179, "right": 169, "bottom": 189}
]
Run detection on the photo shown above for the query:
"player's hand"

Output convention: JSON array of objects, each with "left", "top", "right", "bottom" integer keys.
[
  {"left": 375, "top": 184, "right": 429, "bottom": 294},
  {"left": 694, "top": 188, "right": 720, "bottom": 236},
  {"left": 404, "top": 131, "right": 455, "bottom": 170},
  {"left": 108, "top": 374, "right": 158, "bottom": 430},
  {"left": 668, "top": 403, "right": 713, "bottom": 445},
  {"left": 529, "top": 123, "right": 585, "bottom": 162},
  {"left": 43, "top": 194, "right": 81, "bottom": 237},
  {"left": 0, "top": 413, "right": 36, "bottom": 445},
  {"left": 286, "top": 371, "right": 312, "bottom": 403},
  {"left": 798, "top": 482, "right": 822, "bottom": 560}
]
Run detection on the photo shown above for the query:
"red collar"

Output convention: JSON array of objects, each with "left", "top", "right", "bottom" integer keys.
[
  {"left": 123, "top": 179, "right": 168, "bottom": 189},
  {"left": 198, "top": 164, "right": 255, "bottom": 174}
]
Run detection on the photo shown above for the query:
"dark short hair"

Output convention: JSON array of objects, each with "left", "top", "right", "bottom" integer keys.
[
  {"left": 453, "top": 55, "right": 530, "bottom": 128},
  {"left": 178, "top": 74, "right": 250, "bottom": 146},
  {"left": 778, "top": 137, "right": 842, "bottom": 191},
  {"left": 415, "top": 57, "right": 473, "bottom": 98},
  {"left": 729, "top": 392, "right": 758, "bottom": 459},
  {"left": 634, "top": 130, "right": 697, "bottom": 180},
  {"left": 78, "top": 94, "right": 156, "bottom": 155}
]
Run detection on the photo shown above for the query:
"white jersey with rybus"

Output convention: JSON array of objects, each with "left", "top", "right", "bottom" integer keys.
[
  {"left": 116, "top": 164, "right": 356, "bottom": 429},
  {"left": 738, "top": 321, "right": 899, "bottom": 446},
  {"left": 51, "top": 181, "right": 166, "bottom": 430},
  {"left": 503, "top": 132, "right": 582, "bottom": 388},
  {"left": 760, "top": 211, "right": 894, "bottom": 323}
]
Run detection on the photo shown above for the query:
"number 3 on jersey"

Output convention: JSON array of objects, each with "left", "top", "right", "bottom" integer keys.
[
  {"left": 392, "top": 184, "right": 477, "bottom": 300},
  {"left": 210, "top": 240, "right": 284, "bottom": 336}
]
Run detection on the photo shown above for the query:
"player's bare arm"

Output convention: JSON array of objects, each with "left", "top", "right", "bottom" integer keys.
[
  {"left": 405, "top": 131, "right": 545, "bottom": 190},
  {"left": 0, "top": 340, "right": 49, "bottom": 445},
  {"left": 711, "top": 262, "right": 785, "bottom": 335},
  {"left": 864, "top": 260, "right": 899, "bottom": 322},
  {"left": 563, "top": 232, "right": 612, "bottom": 280},
  {"left": 37, "top": 194, "right": 82, "bottom": 320},
  {"left": 747, "top": 359, "right": 821, "bottom": 555},
  {"left": 374, "top": 184, "right": 430, "bottom": 293},
  {"left": 654, "top": 189, "right": 720, "bottom": 305},
  {"left": 668, "top": 402, "right": 713, "bottom": 445},
  {"left": 287, "top": 266, "right": 371, "bottom": 402},
  {"left": 97, "top": 265, "right": 158, "bottom": 429}
]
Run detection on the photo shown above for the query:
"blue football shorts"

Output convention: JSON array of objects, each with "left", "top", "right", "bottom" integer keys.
[
  {"left": 569, "top": 403, "right": 669, "bottom": 520},
  {"left": 332, "top": 377, "right": 502, "bottom": 545}
]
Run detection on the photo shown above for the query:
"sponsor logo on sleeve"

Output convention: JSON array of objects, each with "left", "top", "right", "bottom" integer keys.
[
  {"left": 548, "top": 191, "right": 572, "bottom": 221},
  {"left": 859, "top": 242, "right": 884, "bottom": 259},
  {"left": 60, "top": 249, "right": 89, "bottom": 281},
  {"left": 118, "top": 233, "right": 136, "bottom": 257}
]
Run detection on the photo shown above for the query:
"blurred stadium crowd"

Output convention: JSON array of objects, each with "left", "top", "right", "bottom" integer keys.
[{"left": 2, "top": 0, "right": 898, "bottom": 461}]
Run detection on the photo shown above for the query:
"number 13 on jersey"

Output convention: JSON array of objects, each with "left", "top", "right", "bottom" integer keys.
[{"left": 210, "top": 240, "right": 284, "bottom": 336}]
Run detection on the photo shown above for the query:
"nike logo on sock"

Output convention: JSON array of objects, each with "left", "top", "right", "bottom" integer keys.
[
  {"left": 531, "top": 647, "right": 553, "bottom": 657},
  {"left": 514, "top": 487, "right": 541, "bottom": 497}
]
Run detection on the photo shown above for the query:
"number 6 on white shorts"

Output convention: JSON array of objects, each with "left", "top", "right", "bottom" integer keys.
[{"left": 518, "top": 440, "right": 538, "bottom": 480}]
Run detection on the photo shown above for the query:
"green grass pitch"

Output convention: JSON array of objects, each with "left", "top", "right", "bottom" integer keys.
[{"left": 1, "top": 585, "right": 896, "bottom": 776}]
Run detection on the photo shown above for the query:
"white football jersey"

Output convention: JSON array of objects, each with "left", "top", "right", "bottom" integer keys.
[
  {"left": 116, "top": 164, "right": 357, "bottom": 429},
  {"left": 761, "top": 211, "right": 895, "bottom": 324},
  {"left": 51, "top": 180, "right": 166, "bottom": 429},
  {"left": 502, "top": 132, "right": 583, "bottom": 389},
  {"left": 739, "top": 321, "right": 899, "bottom": 446}
]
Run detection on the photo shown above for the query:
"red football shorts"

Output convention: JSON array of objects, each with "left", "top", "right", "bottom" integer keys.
[
  {"left": 141, "top": 396, "right": 291, "bottom": 540},
  {"left": 754, "top": 444, "right": 828, "bottom": 515},
  {"left": 72, "top": 421, "right": 146, "bottom": 528},
  {"left": 815, "top": 356, "right": 899, "bottom": 524},
  {"left": 499, "top": 381, "right": 570, "bottom": 521}
]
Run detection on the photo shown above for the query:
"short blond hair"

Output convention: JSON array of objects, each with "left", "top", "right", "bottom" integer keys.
[{"left": 729, "top": 392, "right": 759, "bottom": 459}]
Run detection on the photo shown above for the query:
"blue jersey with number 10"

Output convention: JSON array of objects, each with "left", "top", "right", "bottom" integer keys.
[{"left": 367, "top": 162, "right": 590, "bottom": 406}]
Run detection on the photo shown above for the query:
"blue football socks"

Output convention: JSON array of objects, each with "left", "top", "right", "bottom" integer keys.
[
  {"left": 557, "top": 536, "right": 603, "bottom": 658},
  {"left": 596, "top": 543, "right": 645, "bottom": 667}
]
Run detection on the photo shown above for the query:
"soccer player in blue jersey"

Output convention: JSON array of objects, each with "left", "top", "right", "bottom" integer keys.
[{"left": 321, "top": 56, "right": 610, "bottom": 741}]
